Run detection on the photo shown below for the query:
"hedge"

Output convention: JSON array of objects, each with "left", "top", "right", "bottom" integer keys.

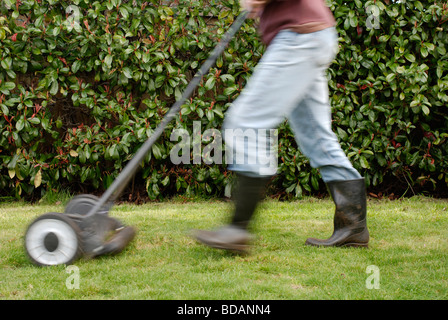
[{"left": 0, "top": 0, "right": 447, "bottom": 201}]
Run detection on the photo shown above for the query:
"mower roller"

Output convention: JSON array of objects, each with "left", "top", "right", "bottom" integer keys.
[{"left": 24, "top": 12, "right": 249, "bottom": 266}]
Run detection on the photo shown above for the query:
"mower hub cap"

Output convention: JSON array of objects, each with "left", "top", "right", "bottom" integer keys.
[{"left": 25, "top": 218, "right": 79, "bottom": 266}]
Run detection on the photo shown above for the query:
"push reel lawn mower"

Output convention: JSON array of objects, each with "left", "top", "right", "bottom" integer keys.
[{"left": 24, "top": 12, "right": 249, "bottom": 266}]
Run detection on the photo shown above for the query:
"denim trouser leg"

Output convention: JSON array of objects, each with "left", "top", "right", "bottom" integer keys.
[
  {"left": 223, "top": 28, "right": 361, "bottom": 182},
  {"left": 287, "top": 71, "right": 362, "bottom": 182}
]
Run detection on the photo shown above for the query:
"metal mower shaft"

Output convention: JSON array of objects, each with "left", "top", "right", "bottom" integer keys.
[{"left": 85, "top": 11, "right": 249, "bottom": 217}]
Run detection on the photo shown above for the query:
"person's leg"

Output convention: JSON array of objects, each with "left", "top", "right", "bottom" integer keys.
[
  {"left": 287, "top": 71, "right": 362, "bottom": 183},
  {"left": 288, "top": 80, "right": 369, "bottom": 247},
  {"left": 284, "top": 28, "right": 368, "bottom": 247},
  {"left": 222, "top": 29, "right": 344, "bottom": 177},
  {"left": 194, "top": 173, "right": 269, "bottom": 253},
  {"left": 195, "top": 30, "right": 328, "bottom": 251}
]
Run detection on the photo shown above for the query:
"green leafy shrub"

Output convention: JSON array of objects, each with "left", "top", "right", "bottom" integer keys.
[
  {"left": 0, "top": 0, "right": 447, "bottom": 201},
  {"left": 327, "top": 0, "right": 448, "bottom": 198}
]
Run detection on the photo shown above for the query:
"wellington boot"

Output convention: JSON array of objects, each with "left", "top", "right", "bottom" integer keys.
[
  {"left": 305, "top": 178, "right": 369, "bottom": 248},
  {"left": 194, "top": 225, "right": 253, "bottom": 253},
  {"left": 194, "top": 173, "right": 269, "bottom": 253}
]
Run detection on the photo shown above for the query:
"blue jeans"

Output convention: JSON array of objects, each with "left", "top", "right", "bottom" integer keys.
[{"left": 223, "top": 28, "right": 361, "bottom": 182}]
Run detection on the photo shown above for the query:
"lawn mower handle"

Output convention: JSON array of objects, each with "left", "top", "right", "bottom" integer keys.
[{"left": 85, "top": 11, "right": 250, "bottom": 217}]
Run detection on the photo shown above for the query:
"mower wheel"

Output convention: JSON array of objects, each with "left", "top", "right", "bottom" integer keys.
[
  {"left": 64, "top": 194, "right": 103, "bottom": 215},
  {"left": 25, "top": 212, "right": 82, "bottom": 266}
]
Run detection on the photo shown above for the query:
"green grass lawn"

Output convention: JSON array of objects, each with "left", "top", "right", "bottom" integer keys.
[{"left": 0, "top": 196, "right": 447, "bottom": 300}]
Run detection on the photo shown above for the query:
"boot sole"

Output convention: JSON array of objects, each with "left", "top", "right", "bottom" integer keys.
[
  {"left": 193, "top": 228, "right": 252, "bottom": 254},
  {"left": 305, "top": 239, "right": 369, "bottom": 248},
  {"left": 205, "top": 242, "right": 250, "bottom": 254},
  {"left": 195, "top": 235, "right": 250, "bottom": 254},
  {"left": 341, "top": 242, "right": 369, "bottom": 248}
]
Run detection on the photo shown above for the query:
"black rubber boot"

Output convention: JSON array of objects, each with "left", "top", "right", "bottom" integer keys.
[
  {"left": 194, "top": 173, "right": 269, "bottom": 253},
  {"left": 305, "top": 178, "right": 369, "bottom": 248},
  {"left": 230, "top": 173, "right": 270, "bottom": 229}
]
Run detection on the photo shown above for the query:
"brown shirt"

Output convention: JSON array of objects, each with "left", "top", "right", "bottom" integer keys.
[{"left": 258, "top": 0, "right": 336, "bottom": 45}]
